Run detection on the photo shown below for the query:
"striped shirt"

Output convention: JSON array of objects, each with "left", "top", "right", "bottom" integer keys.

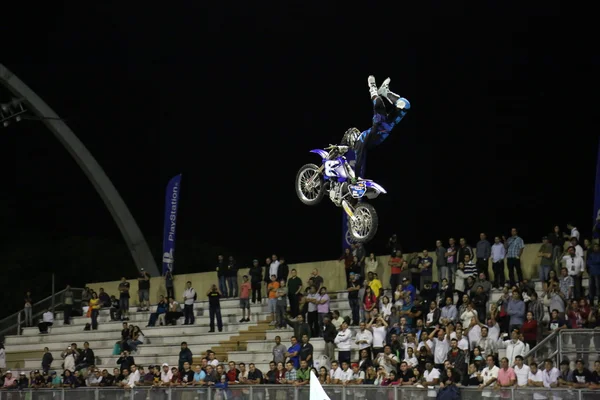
[{"left": 464, "top": 261, "right": 478, "bottom": 277}]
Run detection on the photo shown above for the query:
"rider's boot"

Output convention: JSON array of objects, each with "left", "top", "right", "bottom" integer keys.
[
  {"left": 377, "top": 77, "right": 390, "bottom": 98},
  {"left": 386, "top": 91, "right": 411, "bottom": 110},
  {"left": 368, "top": 76, "right": 378, "bottom": 99}
]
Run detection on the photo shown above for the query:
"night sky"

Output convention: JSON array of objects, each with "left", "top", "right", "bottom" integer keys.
[{"left": 1, "top": 2, "right": 598, "bottom": 298}]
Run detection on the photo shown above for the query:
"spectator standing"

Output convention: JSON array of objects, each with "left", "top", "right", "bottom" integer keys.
[
  {"left": 216, "top": 255, "right": 228, "bottom": 298},
  {"left": 62, "top": 285, "right": 74, "bottom": 325},
  {"left": 23, "top": 291, "right": 33, "bottom": 327},
  {"left": 227, "top": 256, "right": 239, "bottom": 297},
  {"left": 239, "top": 275, "right": 251, "bottom": 322},
  {"left": 183, "top": 281, "right": 196, "bottom": 325},
  {"left": 89, "top": 292, "right": 100, "bottom": 330},
  {"left": 435, "top": 241, "right": 448, "bottom": 283},
  {"left": 267, "top": 275, "right": 280, "bottom": 326},
  {"left": 505, "top": 228, "right": 525, "bottom": 286},
  {"left": 248, "top": 259, "right": 263, "bottom": 304},
  {"left": 276, "top": 280, "right": 288, "bottom": 329},
  {"left": 476, "top": 233, "right": 491, "bottom": 275},
  {"left": 164, "top": 268, "right": 175, "bottom": 299},
  {"left": 287, "top": 269, "right": 303, "bottom": 318},
  {"left": 178, "top": 342, "right": 193, "bottom": 372},
  {"left": 588, "top": 244, "right": 600, "bottom": 306},
  {"left": 207, "top": 284, "right": 223, "bottom": 332},
  {"left": 41, "top": 347, "right": 53, "bottom": 374},
  {"left": 137, "top": 269, "right": 151, "bottom": 311},
  {"left": 491, "top": 236, "right": 507, "bottom": 289},
  {"left": 538, "top": 237, "right": 554, "bottom": 282},
  {"left": 118, "top": 277, "right": 131, "bottom": 321}
]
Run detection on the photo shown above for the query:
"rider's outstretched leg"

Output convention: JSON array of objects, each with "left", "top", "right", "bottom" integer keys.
[{"left": 385, "top": 90, "right": 411, "bottom": 110}]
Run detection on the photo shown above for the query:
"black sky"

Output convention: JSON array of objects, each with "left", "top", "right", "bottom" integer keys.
[{"left": 1, "top": 2, "right": 598, "bottom": 282}]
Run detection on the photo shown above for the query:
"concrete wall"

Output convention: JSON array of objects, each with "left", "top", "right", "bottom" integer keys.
[{"left": 86, "top": 243, "right": 548, "bottom": 305}]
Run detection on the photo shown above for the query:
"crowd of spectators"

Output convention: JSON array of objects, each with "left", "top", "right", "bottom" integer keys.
[{"left": 1, "top": 224, "right": 600, "bottom": 398}]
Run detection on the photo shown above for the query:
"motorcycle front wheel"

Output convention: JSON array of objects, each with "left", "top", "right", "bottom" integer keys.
[
  {"left": 349, "top": 202, "right": 379, "bottom": 243},
  {"left": 295, "top": 163, "right": 325, "bottom": 206}
]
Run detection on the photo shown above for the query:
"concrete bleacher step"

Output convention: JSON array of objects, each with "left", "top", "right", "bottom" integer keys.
[
  {"left": 18, "top": 317, "right": 265, "bottom": 337},
  {"left": 4, "top": 321, "right": 259, "bottom": 348},
  {"left": 35, "top": 309, "right": 269, "bottom": 330},
  {"left": 53, "top": 296, "right": 353, "bottom": 320},
  {"left": 199, "top": 319, "right": 273, "bottom": 363}
]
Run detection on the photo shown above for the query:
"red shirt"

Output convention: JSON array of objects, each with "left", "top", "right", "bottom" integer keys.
[
  {"left": 227, "top": 369, "right": 239, "bottom": 382},
  {"left": 521, "top": 320, "right": 538, "bottom": 341},
  {"left": 389, "top": 257, "right": 403, "bottom": 274},
  {"left": 240, "top": 282, "right": 251, "bottom": 299}
]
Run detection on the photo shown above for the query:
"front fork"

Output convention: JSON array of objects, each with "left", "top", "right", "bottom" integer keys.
[{"left": 342, "top": 199, "right": 358, "bottom": 223}]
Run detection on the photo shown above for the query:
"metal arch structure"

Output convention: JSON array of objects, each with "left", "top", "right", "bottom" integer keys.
[{"left": 0, "top": 63, "right": 159, "bottom": 277}]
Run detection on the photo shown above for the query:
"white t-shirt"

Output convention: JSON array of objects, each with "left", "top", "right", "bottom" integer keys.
[
  {"left": 376, "top": 353, "right": 398, "bottom": 374},
  {"left": 372, "top": 326, "right": 386, "bottom": 348},
  {"left": 432, "top": 338, "right": 449, "bottom": 364},
  {"left": 514, "top": 364, "right": 530, "bottom": 386},
  {"left": 468, "top": 325, "right": 482, "bottom": 350},
  {"left": 423, "top": 368, "right": 440, "bottom": 397},
  {"left": 481, "top": 365, "right": 499, "bottom": 397},
  {"left": 330, "top": 367, "right": 344, "bottom": 382},
  {"left": 340, "top": 368, "right": 353, "bottom": 382},
  {"left": 528, "top": 370, "right": 545, "bottom": 400},
  {"left": 355, "top": 330, "right": 373, "bottom": 350}
]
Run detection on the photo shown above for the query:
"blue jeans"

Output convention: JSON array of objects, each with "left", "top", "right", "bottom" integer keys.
[
  {"left": 349, "top": 298, "right": 360, "bottom": 325},
  {"left": 589, "top": 275, "right": 600, "bottom": 305},
  {"left": 218, "top": 276, "right": 228, "bottom": 297},
  {"left": 227, "top": 275, "right": 238, "bottom": 297},
  {"left": 540, "top": 265, "right": 552, "bottom": 282},
  {"left": 438, "top": 266, "right": 449, "bottom": 283}
]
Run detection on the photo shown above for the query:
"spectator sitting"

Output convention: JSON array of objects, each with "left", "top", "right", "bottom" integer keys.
[
  {"left": 38, "top": 309, "right": 54, "bottom": 334},
  {"left": 109, "top": 296, "right": 120, "bottom": 321},
  {"left": 165, "top": 297, "right": 183, "bottom": 326},
  {"left": 98, "top": 288, "right": 111, "bottom": 308},
  {"left": 147, "top": 296, "right": 168, "bottom": 327}
]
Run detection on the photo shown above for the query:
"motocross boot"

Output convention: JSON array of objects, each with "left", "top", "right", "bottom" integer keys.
[
  {"left": 367, "top": 75, "right": 378, "bottom": 99},
  {"left": 377, "top": 77, "right": 390, "bottom": 98}
]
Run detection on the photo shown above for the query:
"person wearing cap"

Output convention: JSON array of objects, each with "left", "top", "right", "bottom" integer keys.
[
  {"left": 31, "top": 370, "right": 45, "bottom": 388},
  {"left": 86, "top": 369, "right": 103, "bottom": 386},
  {"left": 160, "top": 363, "right": 173, "bottom": 385},
  {"left": 537, "top": 236, "right": 554, "bottom": 282},
  {"left": 2, "top": 371, "right": 16, "bottom": 389}
]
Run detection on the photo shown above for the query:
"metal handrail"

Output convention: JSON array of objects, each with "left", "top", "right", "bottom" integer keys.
[
  {"left": 523, "top": 328, "right": 560, "bottom": 360},
  {"left": 0, "top": 287, "right": 83, "bottom": 341}
]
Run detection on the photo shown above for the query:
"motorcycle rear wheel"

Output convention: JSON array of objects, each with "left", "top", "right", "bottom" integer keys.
[{"left": 295, "top": 163, "right": 325, "bottom": 206}]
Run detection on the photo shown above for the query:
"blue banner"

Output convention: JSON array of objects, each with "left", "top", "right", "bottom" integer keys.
[
  {"left": 342, "top": 150, "right": 357, "bottom": 251},
  {"left": 594, "top": 141, "right": 600, "bottom": 238},
  {"left": 162, "top": 174, "right": 182, "bottom": 274}
]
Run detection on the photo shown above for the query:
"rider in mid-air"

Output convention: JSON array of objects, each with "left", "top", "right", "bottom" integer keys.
[{"left": 341, "top": 76, "right": 410, "bottom": 181}]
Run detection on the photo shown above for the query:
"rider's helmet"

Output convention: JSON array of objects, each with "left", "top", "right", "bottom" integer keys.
[{"left": 341, "top": 127, "right": 361, "bottom": 148}]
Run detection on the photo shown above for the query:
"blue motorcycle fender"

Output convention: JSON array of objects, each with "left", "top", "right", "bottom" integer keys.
[
  {"left": 363, "top": 181, "right": 387, "bottom": 194},
  {"left": 310, "top": 149, "right": 329, "bottom": 160}
]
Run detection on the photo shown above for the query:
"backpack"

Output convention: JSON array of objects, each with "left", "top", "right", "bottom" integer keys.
[{"left": 83, "top": 323, "right": 91, "bottom": 331}]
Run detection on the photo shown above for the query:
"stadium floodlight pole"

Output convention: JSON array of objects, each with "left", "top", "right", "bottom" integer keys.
[{"left": 0, "top": 63, "right": 159, "bottom": 277}]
